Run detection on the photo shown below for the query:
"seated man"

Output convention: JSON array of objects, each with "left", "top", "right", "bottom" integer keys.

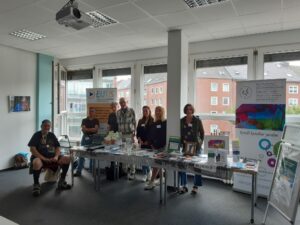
[{"left": 28, "top": 119, "right": 71, "bottom": 196}]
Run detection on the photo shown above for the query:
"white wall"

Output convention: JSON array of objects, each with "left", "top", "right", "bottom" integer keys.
[{"left": 0, "top": 45, "right": 36, "bottom": 170}]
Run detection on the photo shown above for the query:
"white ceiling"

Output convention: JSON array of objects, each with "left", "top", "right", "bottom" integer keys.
[{"left": 1, "top": 0, "right": 300, "bottom": 59}]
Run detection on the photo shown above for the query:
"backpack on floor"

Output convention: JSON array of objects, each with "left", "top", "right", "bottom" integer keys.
[{"left": 14, "top": 153, "right": 28, "bottom": 169}]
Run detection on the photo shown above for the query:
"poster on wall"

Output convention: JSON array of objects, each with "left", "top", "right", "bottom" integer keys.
[
  {"left": 233, "top": 79, "right": 286, "bottom": 196},
  {"left": 8, "top": 96, "right": 31, "bottom": 112},
  {"left": 86, "top": 88, "right": 117, "bottom": 135}
]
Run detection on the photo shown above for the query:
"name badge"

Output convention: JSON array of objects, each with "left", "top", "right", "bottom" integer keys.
[
  {"left": 157, "top": 125, "right": 161, "bottom": 129},
  {"left": 188, "top": 123, "right": 192, "bottom": 127},
  {"left": 141, "top": 124, "right": 145, "bottom": 127},
  {"left": 85, "top": 136, "right": 90, "bottom": 141}
]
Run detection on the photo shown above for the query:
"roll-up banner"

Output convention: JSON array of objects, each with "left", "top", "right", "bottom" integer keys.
[
  {"left": 233, "top": 79, "right": 286, "bottom": 196},
  {"left": 86, "top": 88, "right": 117, "bottom": 135}
]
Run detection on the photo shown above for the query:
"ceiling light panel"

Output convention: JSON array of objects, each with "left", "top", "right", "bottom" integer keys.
[
  {"left": 86, "top": 11, "right": 119, "bottom": 28},
  {"left": 183, "top": 0, "right": 228, "bottom": 8},
  {"left": 9, "top": 29, "right": 46, "bottom": 41}
]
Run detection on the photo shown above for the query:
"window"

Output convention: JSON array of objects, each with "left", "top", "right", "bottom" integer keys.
[
  {"left": 223, "top": 83, "right": 229, "bottom": 92},
  {"left": 264, "top": 52, "right": 300, "bottom": 118},
  {"left": 211, "top": 96, "right": 218, "bottom": 105},
  {"left": 210, "top": 124, "right": 218, "bottom": 134},
  {"left": 289, "top": 85, "right": 298, "bottom": 94},
  {"left": 101, "top": 67, "right": 131, "bottom": 106},
  {"left": 211, "top": 83, "right": 218, "bottom": 92},
  {"left": 195, "top": 56, "right": 248, "bottom": 140},
  {"left": 289, "top": 98, "right": 298, "bottom": 106},
  {"left": 67, "top": 79, "right": 93, "bottom": 139},
  {"left": 143, "top": 64, "right": 167, "bottom": 114},
  {"left": 222, "top": 97, "right": 230, "bottom": 105}
]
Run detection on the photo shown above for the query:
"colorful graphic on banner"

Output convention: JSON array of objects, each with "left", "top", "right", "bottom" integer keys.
[
  {"left": 234, "top": 79, "right": 286, "bottom": 196},
  {"left": 236, "top": 104, "right": 285, "bottom": 131},
  {"left": 86, "top": 88, "right": 117, "bottom": 134}
]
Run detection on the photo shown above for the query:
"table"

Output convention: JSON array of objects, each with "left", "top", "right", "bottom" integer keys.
[
  {"left": 0, "top": 216, "right": 19, "bottom": 225},
  {"left": 70, "top": 146, "right": 259, "bottom": 224}
]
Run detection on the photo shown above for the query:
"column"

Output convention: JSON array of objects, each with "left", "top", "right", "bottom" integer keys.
[{"left": 167, "top": 29, "right": 189, "bottom": 140}]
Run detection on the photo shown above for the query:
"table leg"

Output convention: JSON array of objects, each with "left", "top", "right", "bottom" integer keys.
[
  {"left": 251, "top": 173, "right": 256, "bottom": 224},
  {"left": 159, "top": 169, "right": 163, "bottom": 205},
  {"left": 71, "top": 152, "right": 74, "bottom": 187},
  {"left": 164, "top": 169, "right": 167, "bottom": 205}
]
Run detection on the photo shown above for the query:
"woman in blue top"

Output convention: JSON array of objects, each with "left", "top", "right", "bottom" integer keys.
[{"left": 179, "top": 104, "right": 204, "bottom": 194}]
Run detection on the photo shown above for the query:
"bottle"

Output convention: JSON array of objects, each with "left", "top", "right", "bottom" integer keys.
[{"left": 232, "top": 150, "right": 240, "bottom": 163}]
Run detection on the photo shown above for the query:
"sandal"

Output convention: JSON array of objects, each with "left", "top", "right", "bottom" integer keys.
[
  {"left": 191, "top": 186, "right": 198, "bottom": 195},
  {"left": 178, "top": 186, "right": 188, "bottom": 194}
]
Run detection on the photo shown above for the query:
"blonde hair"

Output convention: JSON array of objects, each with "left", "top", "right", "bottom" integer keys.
[{"left": 154, "top": 106, "right": 166, "bottom": 122}]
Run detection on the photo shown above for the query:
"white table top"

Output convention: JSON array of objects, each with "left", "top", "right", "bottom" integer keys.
[{"left": 0, "top": 216, "right": 19, "bottom": 225}]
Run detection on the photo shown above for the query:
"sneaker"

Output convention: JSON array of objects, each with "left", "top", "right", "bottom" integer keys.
[
  {"left": 32, "top": 183, "right": 41, "bottom": 197},
  {"left": 144, "top": 181, "right": 155, "bottom": 190},
  {"left": 178, "top": 186, "right": 188, "bottom": 194},
  {"left": 57, "top": 180, "right": 72, "bottom": 190},
  {"left": 191, "top": 186, "right": 198, "bottom": 195},
  {"left": 127, "top": 173, "right": 135, "bottom": 180}
]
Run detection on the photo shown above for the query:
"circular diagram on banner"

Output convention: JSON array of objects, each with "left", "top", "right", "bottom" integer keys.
[
  {"left": 267, "top": 158, "right": 276, "bottom": 168},
  {"left": 239, "top": 86, "right": 252, "bottom": 99},
  {"left": 259, "top": 138, "right": 272, "bottom": 151},
  {"left": 266, "top": 151, "right": 273, "bottom": 157}
]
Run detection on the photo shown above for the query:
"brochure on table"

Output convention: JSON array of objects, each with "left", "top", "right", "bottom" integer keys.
[
  {"left": 86, "top": 88, "right": 117, "bottom": 135},
  {"left": 234, "top": 79, "right": 286, "bottom": 196}
]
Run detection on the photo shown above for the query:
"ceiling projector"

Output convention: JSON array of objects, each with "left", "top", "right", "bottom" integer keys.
[{"left": 56, "top": 0, "right": 92, "bottom": 30}]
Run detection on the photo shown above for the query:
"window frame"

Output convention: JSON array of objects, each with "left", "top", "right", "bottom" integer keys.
[
  {"left": 222, "top": 97, "right": 230, "bottom": 105},
  {"left": 210, "top": 96, "right": 218, "bottom": 105},
  {"left": 210, "top": 82, "right": 218, "bottom": 92},
  {"left": 288, "top": 98, "right": 298, "bottom": 106},
  {"left": 289, "top": 85, "right": 298, "bottom": 94},
  {"left": 223, "top": 83, "right": 230, "bottom": 92}
]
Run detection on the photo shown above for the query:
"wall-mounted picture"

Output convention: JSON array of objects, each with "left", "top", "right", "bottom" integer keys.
[
  {"left": 8, "top": 96, "right": 31, "bottom": 112},
  {"left": 204, "top": 135, "right": 229, "bottom": 153},
  {"left": 183, "top": 142, "right": 197, "bottom": 156}
]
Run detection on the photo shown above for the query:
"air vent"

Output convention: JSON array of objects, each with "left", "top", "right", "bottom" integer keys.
[
  {"left": 9, "top": 29, "right": 46, "bottom": 41},
  {"left": 86, "top": 11, "right": 118, "bottom": 28},
  {"left": 183, "top": 0, "right": 228, "bottom": 8}
]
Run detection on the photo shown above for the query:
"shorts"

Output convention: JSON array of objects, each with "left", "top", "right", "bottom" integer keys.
[{"left": 30, "top": 155, "right": 62, "bottom": 173}]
